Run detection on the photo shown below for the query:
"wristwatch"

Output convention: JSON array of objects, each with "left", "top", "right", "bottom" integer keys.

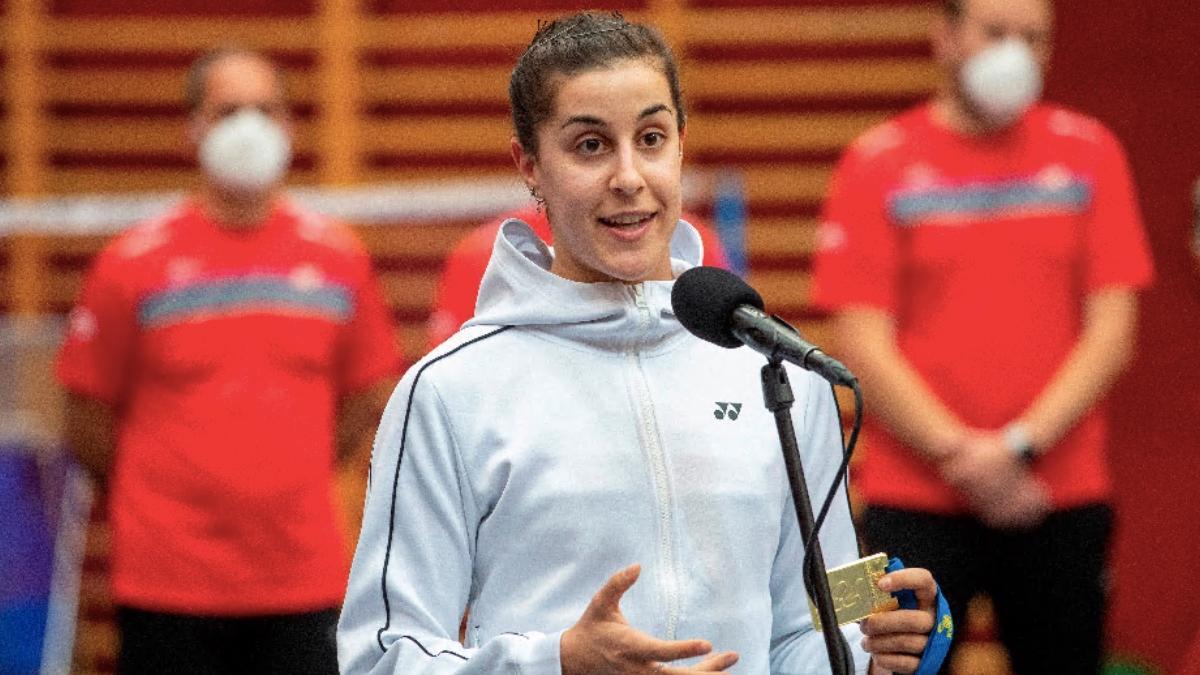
[{"left": 1002, "top": 422, "right": 1038, "bottom": 465}]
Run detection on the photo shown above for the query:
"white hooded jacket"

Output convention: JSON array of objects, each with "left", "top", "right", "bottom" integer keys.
[{"left": 338, "top": 220, "right": 870, "bottom": 674}]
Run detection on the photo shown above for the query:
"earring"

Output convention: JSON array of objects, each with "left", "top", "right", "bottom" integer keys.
[{"left": 529, "top": 186, "right": 545, "bottom": 213}]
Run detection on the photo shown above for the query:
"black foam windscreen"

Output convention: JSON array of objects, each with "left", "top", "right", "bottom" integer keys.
[{"left": 671, "top": 266, "right": 764, "bottom": 348}]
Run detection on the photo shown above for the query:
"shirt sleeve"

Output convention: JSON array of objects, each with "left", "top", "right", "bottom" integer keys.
[
  {"left": 809, "top": 141, "right": 898, "bottom": 314},
  {"left": 337, "top": 362, "right": 563, "bottom": 675},
  {"left": 54, "top": 245, "right": 138, "bottom": 405},
  {"left": 768, "top": 373, "right": 870, "bottom": 673},
  {"left": 338, "top": 248, "right": 404, "bottom": 395},
  {"left": 1083, "top": 129, "right": 1155, "bottom": 292}
]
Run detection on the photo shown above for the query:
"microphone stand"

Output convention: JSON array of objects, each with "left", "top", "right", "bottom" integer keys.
[{"left": 760, "top": 357, "right": 853, "bottom": 675}]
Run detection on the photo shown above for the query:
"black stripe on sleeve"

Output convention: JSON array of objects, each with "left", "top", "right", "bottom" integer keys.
[
  {"left": 376, "top": 326, "right": 514, "bottom": 654},
  {"left": 397, "top": 635, "right": 470, "bottom": 661}
]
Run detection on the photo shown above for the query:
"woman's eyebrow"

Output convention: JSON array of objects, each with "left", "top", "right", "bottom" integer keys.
[
  {"left": 562, "top": 115, "right": 605, "bottom": 129},
  {"left": 639, "top": 103, "right": 672, "bottom": 119},
  {"left": 561, "top": 104, "right": 672, "bottom": 129}
]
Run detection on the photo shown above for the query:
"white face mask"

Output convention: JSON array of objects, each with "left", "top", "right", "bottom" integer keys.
[
  {"left": 959, "top": 39, "right": 1043, "bottom": 128},
  {"left": 198, "top": 109, "right": 291, "bottom": 193}
]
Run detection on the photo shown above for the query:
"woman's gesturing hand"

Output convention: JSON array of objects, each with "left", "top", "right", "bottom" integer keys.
[{"left": 561, "top": 564, "right": 740, "bottom": 675}]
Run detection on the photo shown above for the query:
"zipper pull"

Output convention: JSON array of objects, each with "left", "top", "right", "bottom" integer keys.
[
  {"left": 630, "top": 283, "right": 651, "bottom": 333},
  {"left": 632, "top": 284, "right": 651, "bottom": 327},
  {"left": 631, "top": 283, "right": 648, "bottom": 309}
]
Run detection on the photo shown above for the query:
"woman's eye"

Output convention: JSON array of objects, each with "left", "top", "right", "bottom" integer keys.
[
  {"left": 641, "top": 131, "right": 665, "bottom": 148},
  {"left": 577, "top": 138, "right": 604, "bottom": 154}
]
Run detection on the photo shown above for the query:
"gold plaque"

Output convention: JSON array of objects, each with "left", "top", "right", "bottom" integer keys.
[{"left": 810, "top": 553, "right": 899, "bottom": 631}]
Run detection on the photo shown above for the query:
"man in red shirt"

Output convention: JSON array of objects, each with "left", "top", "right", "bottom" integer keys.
[
  {"left": 427, "top": 205, "right": 730, "bottom": 347},
  {"left": 811, "top": 0, "right": 1153, "bottom": 671},
  {"left": 56, "top": 49, "right": 401, "bottom": 674}
]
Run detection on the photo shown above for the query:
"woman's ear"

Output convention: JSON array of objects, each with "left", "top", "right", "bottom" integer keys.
[{"left": 511, "top": 137, "right": 539, "bottom": 194}]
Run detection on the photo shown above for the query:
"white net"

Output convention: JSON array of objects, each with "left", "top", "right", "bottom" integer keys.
[{"left": 0, "top": 173, "right": 716, "bottom": 235}]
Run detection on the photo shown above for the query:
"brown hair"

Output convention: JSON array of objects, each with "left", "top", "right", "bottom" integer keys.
[
  {"left": 508, "top": 11, "right": 685, "bottom": 156},
  {"left": 184, "top": 47, "right": 286, "bottom": 114}
]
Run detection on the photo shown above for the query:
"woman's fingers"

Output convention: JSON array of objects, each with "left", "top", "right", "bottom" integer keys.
[
  {"left": 878, "top": 567, "right": 937, "bottom": 609},
  {"left": 861, "top": 609, "right": 935, "bottom": 638},
  {"left": 584, "top": 564, "right": 642, "bottom": 620},
  {"left": 870, "top": 652, "right": 923, "bottom": 674},
  {"left": 674, "top": 650, "right": 739, "bottom": 672},
  {"left": 623, "top": 630, "right": 712, "bottom": 663},
  {"left": 861, "top": 631, "right": 929, "bottom": 656}
]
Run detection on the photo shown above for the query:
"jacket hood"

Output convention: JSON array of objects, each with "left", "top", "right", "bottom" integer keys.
[{"left": 466, "top": 218, "right": 705, "bottom": 352}]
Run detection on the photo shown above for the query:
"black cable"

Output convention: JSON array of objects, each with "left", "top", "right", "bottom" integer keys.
[
  {"left": 799, "top": 379, "right": 864, "bottom": 670},
  {"left": 809, "top": 380, "right": 863, "bottom": 551}
]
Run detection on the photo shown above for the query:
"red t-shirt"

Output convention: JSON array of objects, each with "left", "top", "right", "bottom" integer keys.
[
  {"left": 427, "top": 206, "right": 731, "bottom": 347},
  {"left": 56, "top": 199, "right": 401, "bottom": 614},
  {"left": 811, "top": 103, "right": 1154, "bottom": 513}
]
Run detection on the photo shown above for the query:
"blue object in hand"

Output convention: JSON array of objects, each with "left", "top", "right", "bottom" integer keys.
[{"left": 884, "top": 557, "right": 953, "bottom": 675}]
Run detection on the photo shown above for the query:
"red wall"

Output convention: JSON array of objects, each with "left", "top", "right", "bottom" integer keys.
[{"left": 1046, "top": 1, "right": 1200, "bottom": 670}]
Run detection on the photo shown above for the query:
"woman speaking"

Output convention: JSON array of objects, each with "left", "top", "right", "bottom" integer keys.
[{"left": 338, "top": 12, "right": 943, "bottom": 674}]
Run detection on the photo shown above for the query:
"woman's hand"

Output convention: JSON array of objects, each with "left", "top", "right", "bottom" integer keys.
[
  {"left": 862, "top": 567, "right": 939, "bottom": 674},
  {"left": 561, "top": 564, "right": 739, "bottom": 675}
]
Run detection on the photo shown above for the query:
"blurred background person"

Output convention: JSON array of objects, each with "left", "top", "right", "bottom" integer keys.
[
  {"left": 811, "top": 0, "right": 1153, "bottom": 672},
  {"left": 53, "top": 48, "right": 401, "bottom": 674},
  {"left": 426, "top": 204, "right": 730, "bottom": 348}
]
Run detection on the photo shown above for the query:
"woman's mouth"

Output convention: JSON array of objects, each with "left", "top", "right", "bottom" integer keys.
[{"left": 598, "top": 211, "right": 656, "bottom": 241}]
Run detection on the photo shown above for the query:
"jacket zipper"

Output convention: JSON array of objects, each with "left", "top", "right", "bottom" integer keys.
[{"left": 628, "top": 284, "right": 680, "bottom": 640}]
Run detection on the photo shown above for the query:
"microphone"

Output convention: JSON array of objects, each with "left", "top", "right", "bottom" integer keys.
[{"left": 672, "top": 266, "right": 857, "bottom": 386}]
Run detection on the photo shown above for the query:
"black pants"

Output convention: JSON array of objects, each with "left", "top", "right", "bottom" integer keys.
[
  {"left": 862, "top": 504, "right": 1113, "bottom": 675},
  {"left": 116, "top": 606, "right": 339, "bottom": 675}
]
